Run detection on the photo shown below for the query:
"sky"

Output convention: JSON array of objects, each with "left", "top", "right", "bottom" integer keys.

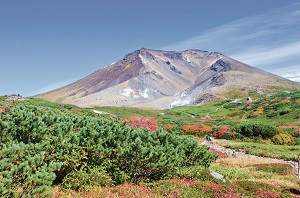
[{"left": 1, "top": 0, "right": 300, "bottom": 96}]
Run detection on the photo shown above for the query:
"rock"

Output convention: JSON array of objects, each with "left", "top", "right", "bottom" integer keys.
[{"left": 210, "top": 170, "right": 226, "bottom": 183}]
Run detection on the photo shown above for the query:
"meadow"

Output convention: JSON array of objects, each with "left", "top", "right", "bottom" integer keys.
[{"left": 0, "top": 90, "right": 300, "bottom": 197}]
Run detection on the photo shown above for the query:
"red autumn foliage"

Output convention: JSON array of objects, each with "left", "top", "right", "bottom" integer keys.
[
  {"left": 69, "top": 108, "right": 82, "bottom": 112},
  {"left": 122, "top": 116, "right": 158, "bottom": 133},
  {"left": 209, "top": 148, "right": 228, "bottom": 159},
  {"left": 213, "top": 126, "right": 230, "bottom": 139},
  {"left": 254, "top": 188, "right": 279, "bottom": 198},
  {"left": 204, "top": 183, "right": 240, "bottom": 198}
]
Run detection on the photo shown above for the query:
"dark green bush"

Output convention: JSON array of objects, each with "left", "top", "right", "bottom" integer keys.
[
  {"left": 266, "top": 112, "right": 278, "bottom": 118},
  {"left": 233, "top": 123, "right": 279, "bottom": 139},
  {"left": 0, "top": 102, "right": 217, "bottom": 195},
  {"left": 221, "top": 132, "right": 244, "bottom": 140},
  {"left": 0, "top": 142, "right": 62, "bottom": 197},
  {"left": 291, "top": 91, "right": 300, "bottom": 100}
]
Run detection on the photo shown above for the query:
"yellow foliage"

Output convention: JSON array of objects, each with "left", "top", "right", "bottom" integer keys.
[{"left": 272, "top": 133, "right": 294, "bottom": 145}]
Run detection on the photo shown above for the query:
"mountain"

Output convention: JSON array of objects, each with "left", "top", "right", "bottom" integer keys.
[{"left": 36, "top": 48, "right": 300, "bottom": 109}]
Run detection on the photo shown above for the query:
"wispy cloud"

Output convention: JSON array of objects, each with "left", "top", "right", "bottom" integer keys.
[
  {"left": 162, "top": 3, "right": 300, "bottom": 82},
  {"left": 30, "top": 78, "right": 76, "bottom": 96},
  {"left": 231, "top": 41, "right": 300, "bottom": 66}
]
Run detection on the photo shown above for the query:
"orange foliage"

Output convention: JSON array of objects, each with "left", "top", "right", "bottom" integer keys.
[
  {"left": 163, "top": 124, "right": 177, "bottom": 130},
  {"left": 182, "top": 124, "right": 212, "bottom": 134},
  {"left": 0, "top": 107, "right": 9, "bottom": 113}
]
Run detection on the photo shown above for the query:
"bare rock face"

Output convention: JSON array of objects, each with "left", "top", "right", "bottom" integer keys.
[{"left": 36, "top": 48, "right": 300, "bottom": 109}]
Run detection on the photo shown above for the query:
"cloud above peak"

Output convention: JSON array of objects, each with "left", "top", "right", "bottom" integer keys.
[{"left": 162, "top": 3, "right": 300, "bottom": 81}]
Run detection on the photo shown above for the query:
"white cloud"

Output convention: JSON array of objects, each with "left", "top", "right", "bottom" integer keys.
[
  {"left": 30, "top": 78, "right": 76, "bottom": 96},
  {"left": 230, "top": 41, "right": 300, "bottom": 66},
  {"left": 161, "top": 3, "right": 300, "bottom": 81}
]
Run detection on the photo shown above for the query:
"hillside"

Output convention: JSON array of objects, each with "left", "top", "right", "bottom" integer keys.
[
  {"left": 1, "top": 93, "right": 300, "bottom": 197},
  {"left": 36, "top": 48, "right": 300, "bottom": 109}
]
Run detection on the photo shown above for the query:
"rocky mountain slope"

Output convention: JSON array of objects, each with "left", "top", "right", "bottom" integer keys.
[{"left": 36, "top": 48, "right": 300, "bottom": 109}]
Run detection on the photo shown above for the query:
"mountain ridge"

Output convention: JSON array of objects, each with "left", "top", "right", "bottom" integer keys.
[{"left": 36, "top": 48, "right": 300, "bottom": 109}]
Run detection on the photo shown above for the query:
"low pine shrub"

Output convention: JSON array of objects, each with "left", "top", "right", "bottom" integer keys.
[
  {"left": 233, "top": 123, "right": 279, "bottom": 139},
  {"left": 161, "top": 119, "right": 184, "bottom": 135},
  {"left": 0, "top": 142, "right": 62, "bottom": 197},
  {"left": 0, "top": 102, "right": 218, "bottom": 195},
  {"left": 220, "top": 132, "right": 244, "bottom": 140}
]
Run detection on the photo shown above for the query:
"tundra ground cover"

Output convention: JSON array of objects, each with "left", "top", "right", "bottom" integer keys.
[
  {"left": 1, "top": 89, "right": 300, "bottom": 197},
  {"left": 215, "top": 140, "right": 300, "bottom": 161},
  {"left": 52, "top": 157, "right": 300, "bottom": 197}
]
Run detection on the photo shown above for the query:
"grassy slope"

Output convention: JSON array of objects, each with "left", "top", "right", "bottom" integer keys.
[
  {"left": 3, "top": 95, "right": 300, "bottom": 197},
  {"left": 53, "top": 157, "right": 300, "bottom": 197},
  {"left": 214, "top": 139, "right": 300, "bottom": 161}
]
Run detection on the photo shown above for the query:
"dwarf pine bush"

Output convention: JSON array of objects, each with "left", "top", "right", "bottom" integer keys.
[
  {"left": 233, "top": 123, "right": 279, "bottom": 139},
  {"left": 0, "top": 102, "right": 217, "bottom": 195}
]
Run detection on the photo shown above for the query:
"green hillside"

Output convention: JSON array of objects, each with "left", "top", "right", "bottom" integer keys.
[{"left": 0, "top": 90, "right": 299, "bottom": 197}]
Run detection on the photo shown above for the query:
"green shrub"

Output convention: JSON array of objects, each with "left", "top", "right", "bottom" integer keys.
[
  {"left": 275, "top": 91, "right": 290, "bottom": 97},
  {"left": 0, "top": 102, "right": 217, "bottom": 195},
  {"left": 220, "top": 132, "right": 244, "bottom": 140},
  {"left": 62, "top": 166, "right": 113, "bottom": 190},
  {"left": 291, "top": 91, "right": 300, "bottom": 99},
  {"left": 233, "top": 123, "right": 279, "bottom": 139},
  {"left": 272, "top": 133, "right": 295, "bottom": 145},
  {"left": 0, "top": 142, "right": 62, "bottom": 197},
  {"left": 284, "top": 129, "right": 300, "bottom": 138},
  {"left": 266, "top": 111, "right": 278, "bottom": 118}
]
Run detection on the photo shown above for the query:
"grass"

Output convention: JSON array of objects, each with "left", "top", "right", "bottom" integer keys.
[
  {"left": 92, "top": 106, "right": 163, "bottom": 118},
  {"left": 220, "top": 87, "right": 262, "bottom": 100},
  {"left": 51, "top": 157, "right": 300, "bottom": 197},
  {"left": 166, "top": 104, "right": 237, "bottom": 118},
  {"left": 215, "top": 139, "right": 300, "bottom": 161}
]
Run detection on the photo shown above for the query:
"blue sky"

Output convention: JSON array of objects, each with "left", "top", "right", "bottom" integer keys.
[{"left": 1, "top": 0, "right": 299, "bottom": 96}]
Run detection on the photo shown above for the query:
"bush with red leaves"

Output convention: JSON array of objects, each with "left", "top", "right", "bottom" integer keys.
[
  {"left": 122, "top": 116, "right": 158, "bottom": 133},
  {"left": 213, "top": 126, "right": 230, "bottom": 139}
]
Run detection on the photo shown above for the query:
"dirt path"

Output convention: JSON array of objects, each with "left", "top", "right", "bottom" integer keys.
[{"left": 200, "top": 139, "right": 300, "bottom": 179}]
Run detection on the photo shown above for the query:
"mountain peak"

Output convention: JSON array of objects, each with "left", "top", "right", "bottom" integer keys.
[{"left": 36, "top": 48, "right": 300, "bottom": 109}]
